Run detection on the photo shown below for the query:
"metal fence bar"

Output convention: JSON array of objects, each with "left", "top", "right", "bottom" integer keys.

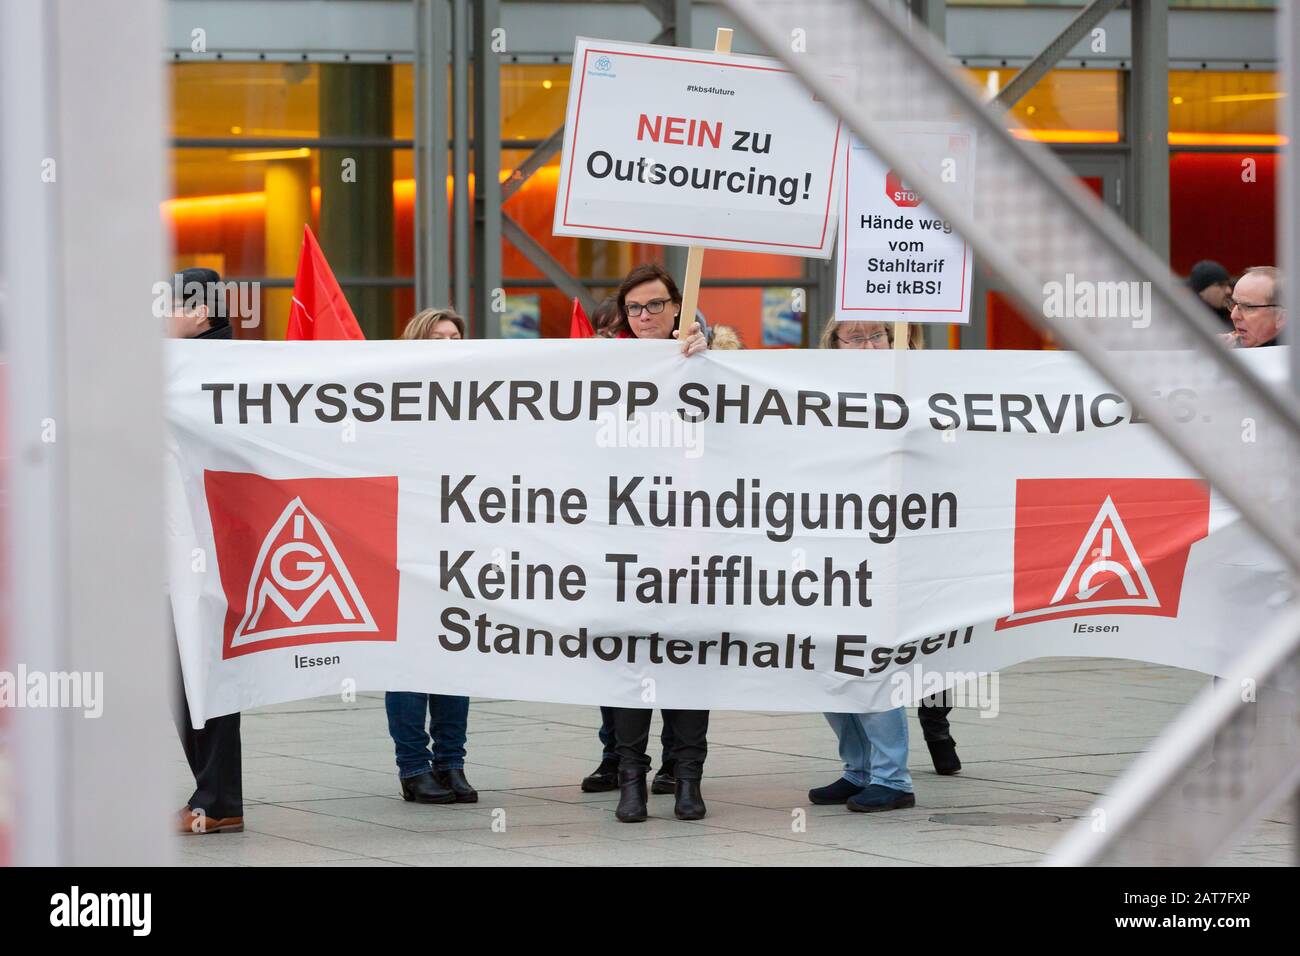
[
  {"left": 472, "top": 0, "right": 502, "bottom": 336},
  {"left": 723, "top": 0, "right": 1300, "bottom": 867},
  {"left": 3, "top": 0, "right": 173, "bottom": 864},
  {"left": 413, "top": 0, "right": 451, "bottom": 310},
  {"left": 720, "top": 0, "right": 1300, "bottom": 577},
  {"left": 995, "top": 0, "right": 1123, "bottom": 110},
  {"left": 502, "top": 125, "right": 565, "bottom": 203},
  {"left": 452, "top": 0, "right": 472, "bottom": 318},
  {"left": 1045, "top": 606, "right": 1300, "bottom": 865},
  {"left": 502, "top": 214, "right": 600, "bottom": 313}
]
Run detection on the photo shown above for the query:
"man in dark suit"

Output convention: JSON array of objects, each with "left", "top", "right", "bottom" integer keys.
[{"left": 167, "top": 268, "right": 244, "bottom": 834}]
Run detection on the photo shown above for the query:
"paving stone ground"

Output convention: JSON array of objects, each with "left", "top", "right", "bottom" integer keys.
[{"left": 172, "top": 657, "right": 1295, "bottom": 867}]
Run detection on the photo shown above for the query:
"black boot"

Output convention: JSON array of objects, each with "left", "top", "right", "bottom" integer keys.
[
  {"left": 927, "top": 737, "right": 962, "bottom": 775},
  {"left": 674, "top": 778, "right": 707, "bottom": 821},
  {"left": 581, "top": 757, "right": 620, "bottom": 793},
  {"left": 400, "top": 770, "right": 456, "bottom": 804},
  {"left": 651, "top": 761, "right": 677, "bottom": 795},
  {"left": 433, "top": 768, "right": 478, "bottom": 803},
  {"left": 615, "top": 770, "right": 648, "bottom": 823},
  {"left": 808, "top": 777, "right": 865, "bottom": 805}
]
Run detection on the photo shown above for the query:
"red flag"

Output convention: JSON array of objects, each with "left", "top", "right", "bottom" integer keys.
[
  {"left": 569, "top": 297, "right": 595, "bottom": 338},
  {"left": 286, "top": 226, "right": 365, "bottom": 340}
]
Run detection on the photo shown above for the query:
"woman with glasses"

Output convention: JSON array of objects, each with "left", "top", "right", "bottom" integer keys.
[
  {"left": 803, "top": 316, "right": 937, "bottom": 814},
  {"left": 817, "top": 317, "right": 925, "bottom": 351},
  {"left": 577, "top": 263, "right": 710, "bottom": 823}
]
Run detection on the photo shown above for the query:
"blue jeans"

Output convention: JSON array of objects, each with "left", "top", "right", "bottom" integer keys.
[
  {"left": 599, "top": 706, "right": 674, "bottom": 767},
  {"left": 823, "top": 708, "right": 913, "bottom": 793},
  {"left": 385, "top": 692, "right": 469, "bottom": 778}
]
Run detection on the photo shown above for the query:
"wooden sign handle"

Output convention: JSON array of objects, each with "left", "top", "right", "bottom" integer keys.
[
  {"left": 893, "top": 321, "right": 909, "bottom": 351},
  {"left": 677, "top": 27, "right": 733, "bottom": 332}
]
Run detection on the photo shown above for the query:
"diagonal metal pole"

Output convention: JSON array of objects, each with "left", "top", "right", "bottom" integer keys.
[
  {"left": 995, "top": 0, "right": 1123, "bottom": 110},
  {"left": 502, "top": 125, "right": 565, "bottom": 203},
  {"left": 501, "top": 0, "right": 696, "bottom": 316},
  {"left": 1045, "top": 604, "right": 1300, "bottom": 865},
  {"left": 502, "top": 213, "right": 600, "bottom": 313},
  {"left": 721, "top": 0, "right": 1300, "bottom": 575}
]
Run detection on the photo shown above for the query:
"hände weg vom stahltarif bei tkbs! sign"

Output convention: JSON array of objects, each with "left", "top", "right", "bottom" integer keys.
[{"left": 836, "top": 125, "right": 977, "bottom": 324}]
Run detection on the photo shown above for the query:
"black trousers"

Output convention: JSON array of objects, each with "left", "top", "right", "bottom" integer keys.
[
  {"left": 613, "top": 708, "right": 709, "bottom": 780},
  {"left": 172, "top": 635, "right": 243, "bottom": 818},
  {"left": 917, "top": 701, "right": 953, "bottom": 743},
  {"left": 599, "top": 706, "right": 675, "bottom": 765}
]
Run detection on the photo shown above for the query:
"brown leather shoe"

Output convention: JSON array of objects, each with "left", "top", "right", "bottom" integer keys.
[{"left": 177, "top": 806, "right": 244, "bottom": 835}]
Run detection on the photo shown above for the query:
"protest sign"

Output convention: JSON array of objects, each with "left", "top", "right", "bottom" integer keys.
[
  {"left": 836, "top": 125, "right": 976, "bottom": 324},
  {"left": 165, "top": 341, "right": 1289, "bottom": 724},
  {"left": 552, "top": 36, "right": 846, "bottom": 257}
]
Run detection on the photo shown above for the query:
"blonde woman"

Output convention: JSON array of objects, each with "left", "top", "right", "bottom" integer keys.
[
  {"left": 821, "top": 316, "right": 959, "bottom": 771},
  {"left": 386, "top": 307, "right": 478, "bottom": 805},
  {"left": 809, "top": 317, "right": 952, "bottom": 813},
  {"left": 402, "top": 307, "right": 465, "bottom": 340},
  {"left": 818, "top": 317, "right": 925, "bottom": 350}
]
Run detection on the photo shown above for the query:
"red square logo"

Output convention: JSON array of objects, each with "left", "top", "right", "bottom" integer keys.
[
  {"left": 205, "top": 471, "right": 400, "bottom": 658},
  {"left": 996, "top": 478, "right": 1210, "bottom": 630}
]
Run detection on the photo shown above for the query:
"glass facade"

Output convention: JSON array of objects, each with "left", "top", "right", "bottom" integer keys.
[
  {"left": 170, "top": 63, "right": 416, "bottom": 338},
  {"left": 966, "top": 68, "right": 1123, "bottom": 143},
  {"left": 164, "top": 15, "right": 1284, "bottom": 349},
  {"left": 170, "top": 60, "right": 815, "bottom": 345},
  {"left": 1169, "top": 70, "right": 1282, "bottom": 145},
  {"left": 1168, "top": 70, "right": 1282, "bottom": 275}
]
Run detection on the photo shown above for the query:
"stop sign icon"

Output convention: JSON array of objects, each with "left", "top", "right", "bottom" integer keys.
[{"left": 885, "top": 169, "right": 923, "bottom": 207}]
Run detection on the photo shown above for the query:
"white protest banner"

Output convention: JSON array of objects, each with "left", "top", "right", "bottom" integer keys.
[
  {"left": 552, "top": 36, "right": 846, "bottom": 257},
  {"left": 166, "top": 342, "right": 1289, "bottom": 725},
  {"left": 836, "top": 125, "right": 976, "bottom": 323}
]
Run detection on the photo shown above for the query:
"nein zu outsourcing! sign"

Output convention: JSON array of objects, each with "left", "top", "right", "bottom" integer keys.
[{"left": 552, "top": 37, "right": 846, "bottom": 256}]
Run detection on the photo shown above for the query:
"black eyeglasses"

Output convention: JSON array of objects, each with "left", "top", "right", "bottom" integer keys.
[
  {"left": 836, "top": 330, "right": 890, "bottom": 347},
  {"left": 625, "top": 298, "right": 671, "bottom": 317},
  {"left": 1226, "top": 297, "right": 1278, "bottom": 312}
]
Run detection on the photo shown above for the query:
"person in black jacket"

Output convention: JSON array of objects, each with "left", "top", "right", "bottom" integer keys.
[
  {"left": 166, "top": 267, "right": 233, "bottom": 341},
  {"left": 1187, "top": 260, "right": 1235, "bottom": 331},
  {"left": 168, "top": 268, "right": 243, "bottom": 834},
  {"left": 578, "top": 263, "right": 710, "bottom": 823}
]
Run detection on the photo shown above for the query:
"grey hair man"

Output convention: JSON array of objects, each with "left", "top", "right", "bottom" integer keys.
[{"left": 1222, "top": 266, "right": 1286, "bottom": 348}]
